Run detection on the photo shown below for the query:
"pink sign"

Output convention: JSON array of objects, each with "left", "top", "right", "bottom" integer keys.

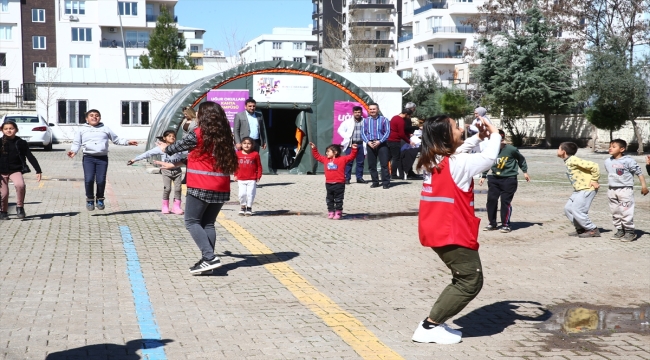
[
  {"left": 332, "top": 101, "right": 368, "bottom": 145},
  {"left": 207, "top": 89, "right": 249, "bottom": 130}
]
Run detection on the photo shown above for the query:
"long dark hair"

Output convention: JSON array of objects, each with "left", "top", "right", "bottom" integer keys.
[
  {"left": 416, "top": 115, "right": 456, "bottom": 173},
  {"left": 1, "top": 121, "right": 18, "bottom": 155},
  {"left": 197, "top": 101, "right": 238, "bottom": 174}
]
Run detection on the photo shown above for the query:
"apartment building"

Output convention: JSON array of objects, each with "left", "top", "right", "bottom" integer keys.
[
  {"left": 0, "top": 0, "right": 24, "bottom": 99},
  {"left": 397, "top": 0, "right": 484, "bottom": 85},
  {"left": 239, "top": 28, "right": 318, "bottom": 65}
]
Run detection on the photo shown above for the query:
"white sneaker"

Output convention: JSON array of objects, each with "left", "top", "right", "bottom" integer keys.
[
  {"left": 412, "top": 320, "right": 462, "bottom": 344},
  {"left": 440, "top": 323, "right": 462, "bottom": 337}
]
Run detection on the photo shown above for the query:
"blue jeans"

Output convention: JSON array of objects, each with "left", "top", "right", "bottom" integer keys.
[
  {"left": 82, "top": 155, "right": 108, "bottom": 200},
  {"left": 344, "top": 144, "right": 365, "bottom": 181}
]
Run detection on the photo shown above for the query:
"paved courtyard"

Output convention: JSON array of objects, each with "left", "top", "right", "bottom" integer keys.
[{"left": 1, "top": 145, "right": 649, "bottom": 360}]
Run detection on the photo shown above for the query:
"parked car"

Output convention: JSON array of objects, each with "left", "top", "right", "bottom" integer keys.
[{"left": 1, "top": 114, "right": 55, "bottom": 151}]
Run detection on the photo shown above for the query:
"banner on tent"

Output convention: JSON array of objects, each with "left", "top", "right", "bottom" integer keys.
[
  {"left": 332, "top": 101, "right": 368, "bottom": 145},
  {"left": 207, "top": 89, "right": 249, "bottom": 130},
  {"left": 252, "top": 75, "right": 313, "bottom": 103}
]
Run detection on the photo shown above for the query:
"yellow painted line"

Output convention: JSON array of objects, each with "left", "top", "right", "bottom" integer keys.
[
  {"left": 38, "top": 182, "right": 44, "bottom": 188},
  {"left": 217, "top": 214, "right": 404, "bottom": 360}
]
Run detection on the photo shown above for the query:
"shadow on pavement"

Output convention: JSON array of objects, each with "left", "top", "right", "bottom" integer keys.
[
  {"left": 258, "top": 182, "right": 294, "bottom": 188},
  {"left": 453, "top": 301, "right": 552, "bottom": 338},
  {"left": 22, "top": 212, "right": 80, "bottom": 220},
  {"left": 45, "top": 339, "right": 173, "bottom": 359},
  {"left": 510, "top": 222, "right": 544, "bottom": 230},
  {"left": 92, "top": 209, "right": 160, "bottom": 216},
  {"left": 202, "top": 251, "right": 300, "bottom": 276}
]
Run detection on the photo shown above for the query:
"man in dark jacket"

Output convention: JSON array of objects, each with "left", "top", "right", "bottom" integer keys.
[{"left": 234, "top": 98, "right": 267, "bottom": 152}]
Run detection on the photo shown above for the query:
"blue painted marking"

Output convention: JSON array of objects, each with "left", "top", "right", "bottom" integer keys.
[{"left": 120, "top": 226, "right": 168, "bottom": 360}]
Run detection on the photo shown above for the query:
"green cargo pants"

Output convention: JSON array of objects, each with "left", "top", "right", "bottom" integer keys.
[{"left": 429, "top": 245, "right": 483, "bottom": 323}]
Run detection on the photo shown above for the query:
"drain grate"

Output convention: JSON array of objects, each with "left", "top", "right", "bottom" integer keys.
[{"left": 46, "top": 178, "right": 85, "bottom": 182}]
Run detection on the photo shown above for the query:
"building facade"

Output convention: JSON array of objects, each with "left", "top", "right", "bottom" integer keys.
[
  {"left": 0, "top": 0, "right": 24, "bottom": 101},
  {"left": 239, "top": 28, "right": 318, "bottom": 65}
]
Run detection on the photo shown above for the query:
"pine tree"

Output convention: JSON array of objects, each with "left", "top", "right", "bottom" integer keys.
[
  {"left": 440, "top": 90, "right": 472, "bottom": 121},
  {"left": 475, "top": 6, "right": 573, "bottom": 147},
  {"left": 139, "top": 6, "right": 193, "bottom": 70}
]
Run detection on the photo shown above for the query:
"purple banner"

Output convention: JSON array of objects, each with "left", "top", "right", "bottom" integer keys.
[
  {"left": 207, "top": 89, "right": 249, "bottom": 130},
  {"left": 332, "top": 101, "right": 368, "bottom": 145}
]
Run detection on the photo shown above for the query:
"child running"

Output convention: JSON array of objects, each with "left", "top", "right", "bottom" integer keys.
[
  {"left": 478, "top": 129, "right": 530, "bottom": 233},
  {"left": 234, "top": 137, "right": 262, "bottom": 216},
  {"left": 604, "top": 139, "right": 648, "bottom": 242},
  {"left": 158, "top": 101, "right": 238, "bottom": 274},
  {"left": 557, "top": 142, "right": 601, "bottom": 238},
  {"left": 310, "top": 142, "right": 358, "bottom": 219},
  {"left": 412, "top": 115, "right": 500, "bottom": 344},
  {"left": 0, "top": 120, "right": 43, "bottom": 219},
  {"left": 127, "top": 130, "right": 188, "bottom": 215},
  {"left": 66, "top": 109, "right": 138, "bottom": 211}
]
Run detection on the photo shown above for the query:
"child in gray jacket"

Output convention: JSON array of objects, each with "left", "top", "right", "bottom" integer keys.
[
  {"left": 128, "top": 130, "right": 187, "bottom": 214},
  {"left": 66, "top": 109, "right": 137, "bottom": 211}
]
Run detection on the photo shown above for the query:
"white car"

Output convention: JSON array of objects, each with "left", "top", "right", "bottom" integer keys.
[{"left": 1, "top": 114, "right": 55, "bottom": 151}]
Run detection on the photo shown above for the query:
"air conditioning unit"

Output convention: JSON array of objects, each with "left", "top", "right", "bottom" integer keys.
[
  {"left": 69, "top": 15, "right": 78, "bottom": 21},
  {"left": 109, "top": 27, "right": 116, "bottom": 33}
]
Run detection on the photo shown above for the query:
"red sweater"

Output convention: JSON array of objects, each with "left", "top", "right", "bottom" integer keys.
[
  {"left": 311, "top": 147, "right": 358, "bottom": 183},
  {"left": 234, "top": 150, "right": 262, "bottom": 181},
  {"left": 388, "top": 115, "right": 410, "bottom": 142}
]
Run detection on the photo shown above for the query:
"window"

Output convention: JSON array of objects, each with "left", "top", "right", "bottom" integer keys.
[
  {"left": 118, "top": 2, "right": 138, "bottom": 16},
  {"left": 454, "top": 42, "right": 462, "bottom": 54},
  {"left": 121, "top": 101, "right": 150, "bottom": 125},
  {"left": 375, "top": 65, "right": 386, "bottom": 73},
  {"left": 126, "top": 56, "right": 140, "bottom": 69},
  {"left": 0, "top": 80, "right": 8, "bottom": 93},
  {"left": 33, "top": 36, "right": 46, "bottom": 49},
  {"left": 293, "top": 57, "right": 303, "bottom": 62},
  {"left": 32, "top": 9, "right": 45, "bottom": 22},
  {"left": 293, "top": 42, "right": 303, "bottom": 50},
  {"left": 71, "top": 28, "right": 92, "bottom": 42},
  {"left": 415, "top": 21, "right": 420, "bottom": 35},
  {"left": 64, "top": 0, "right": 85, "bottom": 15},
  {"left": 33, "top": 62, "right": 46, "bottom": 75},
  {"left": 190, "top": 45, "right": 199, "bottom": 53},
  {"left": 125, "top": 30, "right": 149, "bottom": 47},
  {"left": 1, "top": 0, "right": 7, "bottom": 12},
  {"left": 192, "top": 58, "right": 202, "bottom": 66},
  {"left": 376, "top": 48, "right": 386, "bottom": 57},
  {"left": 57, "top": 100, "right": 87, "bottom": 124},
  {"left": 272, "top": 57, "right": 282, "bottom": 61},
  {"left": 0, "top": 53, "right": 5, "bottom": 66},
  {"left": 272, "top": 42, "right": 282, "bottom": 49},
  {"left": 0, "top": 25, "right": 11, "bottom": 40},
  {"left": 69, "top": 55, "right": 90, "bottom": 68}
]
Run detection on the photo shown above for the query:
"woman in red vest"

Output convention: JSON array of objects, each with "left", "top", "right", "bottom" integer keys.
[
  {"left": 160, "top": 101, "right": 238, "bottom": 274},
  {"left": 411, "top": 114, "right": 500, "bottom": 344}
]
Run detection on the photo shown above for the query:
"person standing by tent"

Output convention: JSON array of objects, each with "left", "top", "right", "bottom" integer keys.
[
  {"left": 387, "top": 108, "right": 414, "bottom": 180},
  {"left": 362, "top": 103, "right": 391, "bottom": 189},
  {"left": 337, "top": 106, "right": 367, "bottom": 184},
  {"left": 234, "top": 98, "right": 267, "bottom": 152}
]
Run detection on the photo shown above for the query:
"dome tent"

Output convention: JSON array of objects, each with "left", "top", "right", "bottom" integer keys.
[{"left": 147, "top": 60, "right": 374, "bottom": 174}]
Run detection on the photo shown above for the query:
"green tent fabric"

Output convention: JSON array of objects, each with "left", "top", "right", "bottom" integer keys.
[{"left": 147, "top": 60, "right": 374, "bottom": 174}]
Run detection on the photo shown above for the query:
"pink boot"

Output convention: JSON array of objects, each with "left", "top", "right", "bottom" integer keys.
[
  {"left": 328, "top": 211, "right": 335, "bottom": 219},
  {"left": 172, "top": 199, "right": 184, "bottom": 215},
  {"left": 161, "top": 200, "right": 170, "bottom": 214},
  {"left": 333, "top": 210, "right": 342, "bottom": 220}
]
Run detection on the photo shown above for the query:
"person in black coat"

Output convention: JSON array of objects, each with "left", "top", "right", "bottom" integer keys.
[{"left": 0, "top": 120, "right": 42, "bottom": 219}]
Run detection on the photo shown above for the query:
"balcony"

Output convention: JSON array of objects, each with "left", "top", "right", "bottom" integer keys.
[
  {"left": 349, "top": 18, "right": 394, "bottom": 27},
  {"left": 432, "top": 26, "right": 474, "bottom": 34},
  {"left": 190, "top": 52, "right": 203, "bottom": 58},
  {"left": 349, "top": 0, "right": 395, "bottom": 10},
  {"left": 414, "top": 2, "right": 448, "bottom": 14},
  {"left": 398, "top": 34, "right": 413, "bottom": 42},
  {"left": 146, "top": 14, "right": 178, "bottom": 22},
  {"left": 414, "top": 51, "right": 463, "bottom": 62},
  {"left": 99, "top": 40, "right": 149, "bottom": 48},
  {"left": 357, "top": 56, "right": 395, "bottom": 63},
  {"left": 349, "top": 37, "right": 394, "bottom": 45}
]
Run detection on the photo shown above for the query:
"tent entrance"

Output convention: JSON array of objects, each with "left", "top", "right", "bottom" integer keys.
[{"left": 260, "top": 108, "right": 305, "bottom": 171}]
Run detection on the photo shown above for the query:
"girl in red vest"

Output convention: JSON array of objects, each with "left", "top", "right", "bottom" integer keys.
[
  {"left": 159, "top": 101, "right": 238, "bottom": 274},
  {"left": 411, "top": 114, "right": 500, "bottom": 344}
]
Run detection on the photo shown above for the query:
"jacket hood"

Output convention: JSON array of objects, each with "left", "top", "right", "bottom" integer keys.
[{"left": 83, "top": 122, "right": 104, "bottom": 128}]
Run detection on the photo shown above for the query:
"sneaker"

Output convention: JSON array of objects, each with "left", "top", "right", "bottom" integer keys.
[
  {"left": 568, "top": 229, "right": 586, "bottom": 236},
  {"left": 16, "top": 207, "right": 26, "bottom": 219},
  {"left": 500, "top": 226, "right": 511, "bottom": 233},
  {"left": 411, "top": 320, "right": 462, "bottom": 344},
  {"left": 0, "top": 212, "right": 8, "bottom": 220},
  {"left": 96, "top": 199, "right": 105, "bottom": 210},
  {"left": 621, "top": 232, "right": 636, "bottom": 242},
  {"left": 86, "top": 200, "right": 95, "bottom": 211},
  {"left": 610, "top": 229, "right": 625, "bottom": 240},
  {"left": 578, "top": 228, "right": 601, "bottom": 238},
  {"left": 483, "top": 225, "right": 499, "bottom": 231},
  {"left": 356, "top": 178, "right": 367, "bottom": 184},
  {"left": 328, "top": 211, "right": 335, "bottom": 219},
  {"left": 245, "top": 207, "right": 253, "bottom": 216},
  {"left": 189, "top": 257, "right": 222, "bottom": 274},
  {"left": 440, "top": 323, "right": 462, "bottom": 337},
  {"left": 238, "top": 206, "right": 246, "bottom": 216}
]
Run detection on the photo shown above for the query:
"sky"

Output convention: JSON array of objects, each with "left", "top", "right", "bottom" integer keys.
[{"left": 174, "top": 0, "right": 313, "bottom": 56}]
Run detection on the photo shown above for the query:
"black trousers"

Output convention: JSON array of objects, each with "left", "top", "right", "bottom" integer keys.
[
  {"left": 387, "top": 141, "right": 403, "bottom": 178},
  {"left": 325, "top": 183, "right": 345, "bottom": 211},
  {"left": 486, "top": 176, "right": 518, "bottom": 227},
  {"left": 400, "top": 148, "right": 420, "bottom": 177},
  {"left": 366, "top": 143, "right": 390, "bottom": 186}
]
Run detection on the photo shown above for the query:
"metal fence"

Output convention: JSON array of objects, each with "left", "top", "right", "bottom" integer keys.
[
  {"left": 0, "top": 86, "right": 36, "bottom": 108},
  {"left": 100, "top": 40, "right": 149, "bottom": 48}
]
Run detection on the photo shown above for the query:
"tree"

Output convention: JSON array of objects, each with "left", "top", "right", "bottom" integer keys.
[
  {"left": 139, "top": 6, "right": 193, "bottom": 70},
  {"left": 402, "top": 74, "right": 445, "bottom": 119},
  {"left": 440, "top": 90, "right": 473, "bottom": 121},
  {"left": 475, "top": 6, "right": 574, "bottom": 147}
]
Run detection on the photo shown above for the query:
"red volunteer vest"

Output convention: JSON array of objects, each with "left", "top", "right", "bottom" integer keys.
[
  {"left": 418, "top": 157, "right": 481, "bottom": 250},
  {"left": 186, "top": 128, "right": 231, "bottom": 192}
]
